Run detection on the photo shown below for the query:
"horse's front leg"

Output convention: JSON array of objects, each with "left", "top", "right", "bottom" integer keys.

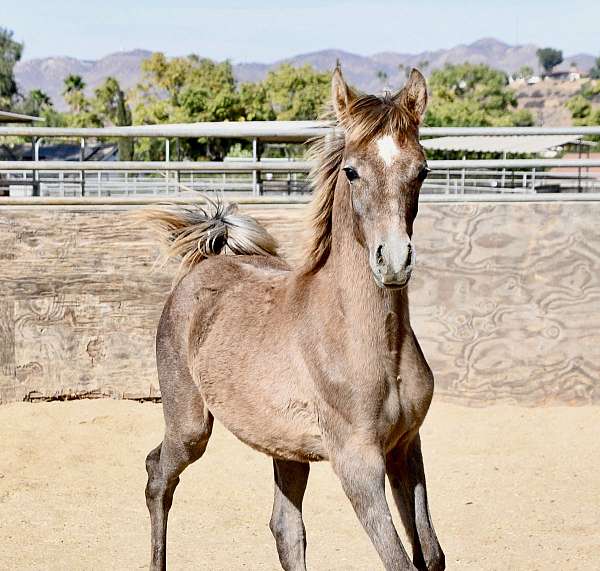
[
  {"left": 386, "top": 435, "right": 445, "bottom": 571},
  {"left": 331, "top": 442, "right": 416, "bottom": 571}
]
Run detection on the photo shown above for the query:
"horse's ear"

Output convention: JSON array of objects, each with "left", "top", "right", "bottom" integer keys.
[
  {"left": 331, "top": 62, "right": 354, "bottom": 120},
  {"left": 399, "top": 68, "right": 428, "bottom": 120}
]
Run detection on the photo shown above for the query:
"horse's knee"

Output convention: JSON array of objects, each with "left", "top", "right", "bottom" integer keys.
[
  {"left": 145, "top": 444, "right": 162, "bottom": 477},
  {"left": 182, "top": 425, "right": 211, "bottom": 451},
  {"left": 167, "top": 418, "right": 213, "bottom": 462}
]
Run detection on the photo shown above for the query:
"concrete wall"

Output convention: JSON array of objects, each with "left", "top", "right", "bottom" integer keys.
[{"left": 1, "top": 197, "right": 599, "bottom": 405}]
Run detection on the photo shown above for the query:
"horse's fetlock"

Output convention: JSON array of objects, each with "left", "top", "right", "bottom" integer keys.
[{"left": 425, "top": 548, "right": 445, "bottom": 571}]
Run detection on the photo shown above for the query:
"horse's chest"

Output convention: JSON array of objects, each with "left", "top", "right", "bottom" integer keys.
[
  {"left": 377, "top": 315, "right": 433, "bottom": 447},
  {"left": 378, "top": 374, "right": 430, "bottom": 451}
]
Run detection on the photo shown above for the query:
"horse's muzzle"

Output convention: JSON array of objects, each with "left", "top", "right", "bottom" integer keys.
[{"left": 370, "top": 235, "right": 414, "bottom": 289}]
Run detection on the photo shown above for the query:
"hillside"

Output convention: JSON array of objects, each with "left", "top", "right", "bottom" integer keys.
[
  {"left": 513, "top": 78, "right": 585, "bottom": 126},
  {"left": 14, "top": 38, "right": 596, "bottom": 115}
]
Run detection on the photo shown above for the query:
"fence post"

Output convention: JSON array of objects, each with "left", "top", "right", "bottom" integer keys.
[
  {"left": 252, "top": 138, "right": 262, "bottom": 196},
  {"left": 80, "top": 137, "right": 86, "bottom": 196},
  {"left": 165, "top": 138, "right": 170, "bottom": 194},
  {"left": 32, "top": 137, "right": 40, "bottom": 196}
]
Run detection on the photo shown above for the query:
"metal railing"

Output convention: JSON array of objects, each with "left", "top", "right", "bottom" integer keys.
[
  {"left": 2, "top": 123, "right": 600, "bottom": 197},
  {"left": 3, "top": 123, "right": 600, "bottom": 138}
]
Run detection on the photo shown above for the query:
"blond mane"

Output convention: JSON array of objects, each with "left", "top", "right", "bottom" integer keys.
[{"left": 301, "top": 89, "right": 421, "bottom": 274}]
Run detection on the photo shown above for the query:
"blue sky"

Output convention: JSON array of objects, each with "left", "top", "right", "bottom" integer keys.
[{"left": 2, "top": 0, "right": 599, "bottom": 61}]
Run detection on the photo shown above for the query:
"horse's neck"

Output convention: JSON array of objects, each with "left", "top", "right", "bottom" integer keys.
[{"left": 321, "top": 177, "right": 409, "bottom": 333}]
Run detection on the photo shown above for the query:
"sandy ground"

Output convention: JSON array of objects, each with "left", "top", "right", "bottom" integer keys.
[{"left": 1, "top": 401, "right": 599, "bottom": 571}]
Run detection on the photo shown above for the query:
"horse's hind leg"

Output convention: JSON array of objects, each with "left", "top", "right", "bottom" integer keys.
[
  {"left": 270, "top": 459, "right": 310, "bottom": 571},
  {"left": 145, "top": 342, "right": 213, "bottom": 571}
]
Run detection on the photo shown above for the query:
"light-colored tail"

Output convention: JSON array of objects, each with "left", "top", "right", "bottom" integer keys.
[{"left": 135, "top": 196, "right": 278, "bottom": 277}]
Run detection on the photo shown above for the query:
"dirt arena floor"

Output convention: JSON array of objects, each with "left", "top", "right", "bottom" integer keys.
[{"left": 1, "top": 401, "right": 599, "bottom": 570}]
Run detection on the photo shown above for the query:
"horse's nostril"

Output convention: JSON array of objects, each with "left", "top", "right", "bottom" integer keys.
[
  {"left": 406, "top": 243, "right": 413, "bottom": 267},
  {"left": 376, "top": 244, "right": 384, "bottom": 266}
]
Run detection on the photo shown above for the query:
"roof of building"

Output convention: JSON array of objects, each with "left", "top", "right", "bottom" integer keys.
[
  {"left": 0, "top": 142, "right": 118, "bottom": 161},
  {"left": 0, "top": 110, "right": 44, "bottom": 124},
  {"left": 421, "top": 134, "right": 586, "bottom": 155}
]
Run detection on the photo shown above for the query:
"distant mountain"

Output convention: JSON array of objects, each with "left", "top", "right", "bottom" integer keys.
[
  {"left": 14, "top": 39, "right": 596, "bottom": 110},
  {"left": 15, "top": 49, "right": 153, "bottom": 110}
]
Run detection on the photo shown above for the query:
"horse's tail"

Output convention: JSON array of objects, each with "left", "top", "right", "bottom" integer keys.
[{"left": 135, "top": 196, "right": 278, "bottom": 277}]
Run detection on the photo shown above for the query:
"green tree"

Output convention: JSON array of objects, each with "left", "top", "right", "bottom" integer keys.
[
  {"left": 258, "top": 64, "right": 330, "bottom": 120},
  {"left": 589, "top": 56, "right": 600, "bottom": 80},
  {"left": 536, "top": 48, "right": 563, "bottom": 74},
  {"left": 239, "top": 64, "right": 330, "bottom": 125},
  {"left": 133, "top": 54, "right": 243, "bottom": 159},
  {"left": 567, "top": 81, "right": 600, "bottom": 135},
  {"left": 20, "top": 89, "right": 52, "bottom": 116},
  {"left": 63, "top": 74, "right": 87, "bottom": 113},
  {"left": 63, "top": 74, "right": 85, "bottom": 94},
  {"left": 580, "top": 80, "right": 600, "bottom": 99},
  {"left": 239, "top": 81, "right": 275, "bottom": 121},
  {"left": 0, "top": 27, "right": 23, "bottom": 109},
  {"left": 566, "top": 95, "right": 592, "bottom": 120},
  {"left": 132, "top": 56, "right": 330, "bottom": 159},
  {"left": 517, "top": 65, "right": 534, "bottom": 79},
  {"left": 13, "top": 88, "right": 67, "bottom": 126},
  {"left": 93, "top": 77, "right": 134, "bottom": 159},
  {"left": 426, "top": 63, "right": 534, "bottom": 127},
  {"left": 62, "top": 75, "right": 102, "bottom": 127}
]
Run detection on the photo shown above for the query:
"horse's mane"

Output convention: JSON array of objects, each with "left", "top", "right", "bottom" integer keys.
[{"left": 301, "top": 88, "right": 420, "bottom": 274}]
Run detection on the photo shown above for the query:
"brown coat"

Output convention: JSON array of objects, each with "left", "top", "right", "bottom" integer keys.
[{"left": 141, "top": 66, "right": 445, "bottom": 571}]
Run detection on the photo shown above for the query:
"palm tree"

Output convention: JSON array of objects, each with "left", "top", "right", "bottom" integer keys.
[
  {"left": 29, "top": 89, "right": 51, "bottom": 107},
  {"left": 62, "top": 74, "right": 87, "bottom": 114},
  {"left": 21, "top": 89, "right": 52, "bottom": 117},
  {"left": 63, "top": 74, "right": 86, "bottom": 95}
]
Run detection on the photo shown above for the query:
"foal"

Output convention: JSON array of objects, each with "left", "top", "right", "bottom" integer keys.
[{"left": 142, "top": 66, "right": 445, "bottom": 571}]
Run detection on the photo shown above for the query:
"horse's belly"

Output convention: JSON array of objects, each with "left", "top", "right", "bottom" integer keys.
[
  {"left": 202, "top": 387, "right": 327, "bottom": 462},
  {"left": 193, "top": 350, "right": 327, "bottom": 462},
  {"left": 186, "top": 269, "right": 325, "bottom": 462}
]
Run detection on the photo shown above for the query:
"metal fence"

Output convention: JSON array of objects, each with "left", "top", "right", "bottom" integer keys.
[{"left": 2, "top": 123, "right": 600, "bottom": 197}]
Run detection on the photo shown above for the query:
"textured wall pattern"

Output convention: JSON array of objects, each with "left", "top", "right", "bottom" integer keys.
[{"left": 0, "top": 201, "right": 598, "bottom": 405}]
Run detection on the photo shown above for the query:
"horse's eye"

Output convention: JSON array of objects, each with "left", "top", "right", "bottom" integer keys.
[
  {"left": 343, "top": 166, "right": 359, "bottom": 182},
  {"left": 418, "top": 164, "right": 431, "bottom": 182}
]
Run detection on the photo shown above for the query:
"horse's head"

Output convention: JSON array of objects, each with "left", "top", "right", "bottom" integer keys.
[{"left": 332, "top": 66, "right": 428, "bottom": 289}]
